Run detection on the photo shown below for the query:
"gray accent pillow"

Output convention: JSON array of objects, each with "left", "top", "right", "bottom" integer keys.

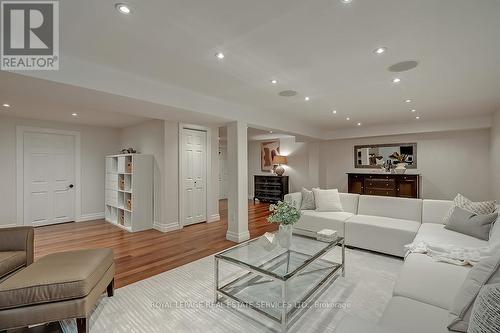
[
  {"left": 445, "top": 206, "right": 498, "bottom": 240},
  {"left": 467, "top": 283, "right": 500, "bottom": 333},
  {"left": 300, "top": 188, "right": 315, "bottom": 210},
  {"left": 448, "top": 251, "right": 500, "bottom": 332}
]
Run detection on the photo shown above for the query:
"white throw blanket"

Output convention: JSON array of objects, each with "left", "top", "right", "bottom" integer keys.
[{"left": 405, "top": 241, "right": 492, "bottom": 266}]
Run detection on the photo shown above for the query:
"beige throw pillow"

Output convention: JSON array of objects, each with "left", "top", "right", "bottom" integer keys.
[{"left": 312, "top": 188, "right": 343, "bottom": 212}]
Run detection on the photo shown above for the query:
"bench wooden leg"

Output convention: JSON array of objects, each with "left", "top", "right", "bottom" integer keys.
[
  {"left": 76, "top": 317, "right": 89, "bottom": 333},
  {"left": 107, "top": 278, "right": 115, "bottom": 297}
]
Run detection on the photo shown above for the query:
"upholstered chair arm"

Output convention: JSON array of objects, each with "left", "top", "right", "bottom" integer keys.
[{"left": 0, "top": 226, "right": 34, "bottom": 265}]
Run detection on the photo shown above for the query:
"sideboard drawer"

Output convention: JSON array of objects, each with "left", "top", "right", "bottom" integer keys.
[
  {"left": 364, "top": 178, "right": 396, "bottom": 189},
  {"left": 366, "top": 189, "right": 397, "bottom": 197}
]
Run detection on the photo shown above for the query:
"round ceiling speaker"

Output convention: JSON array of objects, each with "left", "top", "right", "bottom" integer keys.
[
  {"left": 388, "top": 60, "right": 419, "bottom": 72},
  {"left": 278, "top": 90, "right": 298, "bottom": 97}
]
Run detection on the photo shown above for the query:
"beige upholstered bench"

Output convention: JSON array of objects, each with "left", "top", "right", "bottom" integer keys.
[{"left": 0, "top": 248, "right": 115, "bottom": 333}]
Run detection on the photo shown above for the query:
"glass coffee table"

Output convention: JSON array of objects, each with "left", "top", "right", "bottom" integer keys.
[{"left": 214, "top": 233, "right": 345, "bottom": 332}]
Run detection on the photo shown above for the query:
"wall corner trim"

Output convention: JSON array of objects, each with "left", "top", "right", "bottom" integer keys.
[
  {"left": 226, "top": 230, "right": 250, "bottom": 243},
  {"left": 207, "top": 214, "right": 220, "bottom": 223},
  {"left": 154, "top": 221, "right": 182, "bottom": 233}
]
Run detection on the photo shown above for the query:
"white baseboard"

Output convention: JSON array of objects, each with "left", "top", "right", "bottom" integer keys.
[
  {"left": 154, "top": 221, "right": 182, "bottom": 233},
  {"left": 248, "top": 195, "right": 254, "bottom": 200},
  {"left": 76, "top": 212, "right": 104, "bottom": 222},
  {"left": 226, "top": 230, "right": 250, "bottom": 243},
  {"left": 0, "top": 223, "right": 18, "bottom": 228},
  {"left": 207, "top": 214, "right": 220, "bottom": 223}
]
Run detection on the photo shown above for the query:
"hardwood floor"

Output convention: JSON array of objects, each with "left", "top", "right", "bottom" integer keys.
[
  {"left": 34, "top": 199, "right": 275, "bottom": 288},
  {"left": 8, "top": 200, "right": 275, "bottom": 333}
]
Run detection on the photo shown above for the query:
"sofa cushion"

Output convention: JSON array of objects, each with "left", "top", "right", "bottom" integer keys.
[
  {"left": 445, "top": 207, "right": 498, "bottom": 241},
  {"left": 293, "top": 210, "right": 353, "bottom": 237},
  {"left": 284, "top": 192, "right": 302, "bottom": 211},
  {"left": 339, "top": 193, "right": 360, "bottom": 214},
  {"left": 467, "top": 283, "right": 500, "bottom": 333},
  {"left": 300, "top": 188, "right": 315, "bottom": 210},
  {"left": 489, "top": 210, "right": 500, "bottom": 251},
  {"left": 380, "top": 296, "right": 451, "bottom": 333},
  {"left": 0, "top": 248, "right": 114, "bottom": 310},
  {"left": 346, "top": 215, "right": 420, "bottom": 257},
  {"left": 313, "top": 188, "right": 343, "bottom": 212},
  {"left": 444, "top": 193, "right": 497, "bottom": 223},
  {"left": 393, "top": 253, "right": 471, "bottom": 310},
  {"left": 357, "top": 195, "right": 422, "bottom": 222},
  {"left": 422, "top": 199, "right": 454, "bottom": 224},
  {"left": 414, "top": 223, "right": 489, "bottom": 249},
  {"left": 0, "top": 251, "right": 26, "bottom": 280},
  {"left": 448, "top": 250, "right": 500, "bottom": 332}
]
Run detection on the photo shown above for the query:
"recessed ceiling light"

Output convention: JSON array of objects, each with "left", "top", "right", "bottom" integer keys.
[
  {"left": 2, "top": 103, "right": 10, "bottom": 108},
  {"left": 269, "top": 131, "right": 273, "bottom": 134},
  {"left": 71, "top": 113, "right": 78, "bottom": 117},
  {"left": 405, "top": 99, "right": 412, "bottom": 103},
  {"left": 346, "top": 117, "right": 351, "bottom": 121},
  {"left": 340, "top": 0, "right": 353, "bottom": 3},
  {"left": 411, "top": 109, "right": 416, "bottom": 113},
  {"left": 332, "top": 110, "right": 337, "bottom": 114},
  {"left": 215, "top": 52, "right": 225, "bottom": 60},
  {"left": 270, "top": 79, "right": 278, "bottom": 84},
  {"left": 115, "top": 3, "right": 131, "bottom": 14},
  {"left": 357, "top": 122, "right": 362, "bottom": 126},
  {"left": 373, "top": 47, "right": 387, "bottom": 55},
  {"left": 304, "top": 96, "right": 310, "bottom": 101},
  {"left": 392, "top": 78, "right": 401, "bottom": 83},
  {"left": 415, "top": 116, "right": 420, "bottom": 120}
]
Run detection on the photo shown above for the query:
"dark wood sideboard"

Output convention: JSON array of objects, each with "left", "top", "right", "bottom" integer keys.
[
  {"left": 348, "top": 173, "right": 421, "bottom": 199},
  {"left": 254, "top": 175, "right": 289, "bottom": 203}
]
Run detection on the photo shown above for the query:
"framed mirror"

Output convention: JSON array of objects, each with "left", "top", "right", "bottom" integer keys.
[{"left": 354, "top": 143, "right": 417, "bottom": 169}]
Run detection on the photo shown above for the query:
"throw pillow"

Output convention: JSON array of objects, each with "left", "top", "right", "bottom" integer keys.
[
  {"left": 444, "top": 194, "right": 497, "bottom": 223},
  {"left": 445, "top": 207, "right": 498, "bottom": 241},
  {"left": 467, "top": 283, "right": 500, "bottom": 333},
  {"left": 300, "top": 188, "right": 316, "bottom": 210},
  {"left": 312, "top": 188, "right": 343, "bottom": 212},
  {"left": 489, "top": 211, "right": 500, "bottom": 252},
  {"left": 448, "top": 251, "right": 500, "bottom": 332}
]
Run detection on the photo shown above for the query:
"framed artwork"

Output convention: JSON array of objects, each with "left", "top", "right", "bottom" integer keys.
[{"left": 261, "top": 140, "right": 280, "bottom": 172}]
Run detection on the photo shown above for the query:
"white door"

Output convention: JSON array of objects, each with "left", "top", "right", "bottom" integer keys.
[
  {"left": 181, "top": 129, "right": 207, "bottom": 226},
  {"left": 23, "top": 132, "right": 75, "bottom": 226},
  {"left": 218, "top": 147, "right": 228, "bottom": 199}
]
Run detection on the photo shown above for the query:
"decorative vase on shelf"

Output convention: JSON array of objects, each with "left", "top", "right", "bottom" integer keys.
[
  {"left": 395, "top": 163, "right": 407, "bottom": 174},
  {"left": 278, "top": 224, "right": 293, "bottom": 248}
]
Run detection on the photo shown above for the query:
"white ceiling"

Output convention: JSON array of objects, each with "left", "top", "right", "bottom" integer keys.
[{"left": 9, "top": 0, "right": 500, "bottom": 135}]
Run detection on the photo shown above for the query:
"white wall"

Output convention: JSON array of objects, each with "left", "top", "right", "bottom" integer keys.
[
  {"left": 248, "top": 138, "right": 320, "bottom": 197},
  {"left": 0, "top": 115, "right": 120, "bottom": 227},
  {"left": 120, "top": 120, "right": 220, "bottom": 231},
  {"left": 319, "top": 129, "right": 492, "bottom": 201},
  {"left": 491, "top": 110, "right": 500, "bottom": 202},
  {"left": 120, "top": 120, "right": 165, "bottom": 226}
]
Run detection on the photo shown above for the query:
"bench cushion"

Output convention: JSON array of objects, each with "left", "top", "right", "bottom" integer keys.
[
  {"left": 0, "top": 248, "right": 114, "bottom": 310},
  {"left": 414, "top": 223, "right": 488, "bottom": 249},
  {"left": 346, "top": 215, "right": 420, "bottom": 257},
  {"left": 0, "top": 251, "right": 26, "bottom": 280},
  {"left": 393, "top": 253, "right": 471, "bottom": 310}
]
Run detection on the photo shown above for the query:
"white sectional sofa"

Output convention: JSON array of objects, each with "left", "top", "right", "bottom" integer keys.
[
  {"left": 286, "top": 192, "right": 425, "bottom": 257},
  {"left": 284, "top": 192, "right": 500, "bottom": 333}
]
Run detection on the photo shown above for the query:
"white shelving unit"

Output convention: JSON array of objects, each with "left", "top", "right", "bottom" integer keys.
[{"left": 105, "top": 154, "right": 153, "bottom": 232}]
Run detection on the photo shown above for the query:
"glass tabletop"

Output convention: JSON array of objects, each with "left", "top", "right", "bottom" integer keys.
[{"left": 216, "top": 233, "right": 342, "bottom": 281}]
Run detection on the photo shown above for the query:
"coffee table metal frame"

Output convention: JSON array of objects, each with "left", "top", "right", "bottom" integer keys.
[{"left": 214, "top": 234, "right": 345, "bottom": 332}]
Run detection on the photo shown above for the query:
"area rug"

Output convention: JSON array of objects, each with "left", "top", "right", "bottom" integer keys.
[{"left": 61, "top": 248, "right": 403, "bottom": 333}]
